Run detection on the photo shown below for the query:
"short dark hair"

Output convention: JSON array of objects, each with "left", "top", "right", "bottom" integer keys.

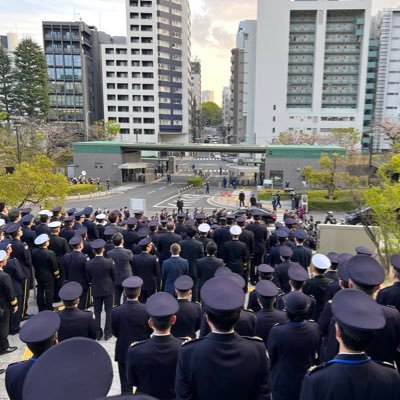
[
  {"left": 112, "top": 233, "right": 124, "bottom": 246},
  {"left": 330, "top": 262, "right": 339, "bottom": 271},
  {"left": 0, "top": 202, "right": 6, "bottom": 212},
  {"left": 314, "top": 267, "right": 326, "bottom": 275},
  {"left": 257, "top": 295, "right": 275, "bottom": 309},
  {"left": 94, "top": 247, "right": 103, "bottom": 255},
  {"left": 63, "top": 299, "right": 79, "bottom": 308},
  {"left": 394, "top": 269, "right": 400, "bottom": 280},
  {"left": 40, "top": 214, "right": 49, "bottom": 223},
  {"left": 287, "top": 310, "right": 308, "bottom": 323},
  {"left": 338, "top": 323, "right": 373, "bottom": 352},
  {"left": 206, "top": 241, "right": 217, "bottom": 256},
  {"left": 352, "top": 282, "right": 377, "bottom": 297},
  {"left": 27, "top": 336, "right": 56, "bottom": 358},
  {"left": 259, "top": 272, "right": 273, "bottom": 281},
  {"left": 166, "top": 222, "right": 175, "bottom": 231},
  {"left": 108, "top": 211, "right": 119, "bottom": 224},
  {"left": 151, "top": 315, "right": 174, "bottom": 331},
  {"left": 187, "top": 227, "right": 197, "bottom": 238},
  {"left": 206, "top": 308, "right": 241, "bottom": 332},
  {"left": 290, "top": 280, "right": 305, "bottom": 290},
  {"left": 125, "top": 287, "right": 141, "bottom": 299}
]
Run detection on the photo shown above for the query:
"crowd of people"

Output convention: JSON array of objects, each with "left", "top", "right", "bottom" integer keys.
[{"left": 0, "top": 200, "right": 399, "bottom": 399}]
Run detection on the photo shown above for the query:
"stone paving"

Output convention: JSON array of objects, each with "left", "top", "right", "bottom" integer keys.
[{"left": 0, "top": 295, "right": 122, "bottom": 398}]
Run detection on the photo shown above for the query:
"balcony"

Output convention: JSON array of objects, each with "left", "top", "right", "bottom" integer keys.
[
  {"left": 326, "top": 26, "right": 355, "bottom": 33},
  {"left": 364, "top": 104, "right": 373, "bottom": 110},
  {"left": 290, "top": 26, "right": 315, "bottom": 33},
  {"left": 368, "top": 51, "right": 378, "bottom": 58},
  {"left": 365, "top": 93, "right": 374, "bottom": 100},
  {"left": 367, "top": 72, "right": 376, "bottom": 79},
  {"left": 364, "top": 115, "right": 372, "bottom": 121},
  {"left": 324, "top": 69, "right": 359, "bottom": 75},
  {"left": 324, "top": 79, "right": 358, "bottom": 85},
  {"left": 287, "top": 89, "right": 312, "bottom": 95},
  {"left": 325, "top": 59, "right": 359, "bottom": 65},
  {"left": 356, "top": 29, "right": 364, "bottom": 36},
  {"left": 287, "top": 100, "right": 312, "bottom": 106},
  {"left": 289, "top": 48, "right": 314, "bottom": 54},
  {"left": 356, "top": 18, "right": 365, "bottom": 25},
  {"left": 326, "top": 37, "right": 358, "bottom": 44},
  {"left": 288, "top": 68, "right": 314, "bottom": 75},
  {"left": 323, "top": 89, "right": 358, "bottom": 95},
  {"left": 325, "top": 47, "right": 360, "bottom": 54},
  {"left": 289, "top": 59, "right": 314, "bottom": 65},
  {"left": 366, "top": 83, "right": 375, "bottom": 90},
  {"left": 368, "top": 62, "right": 377, "bottom": 68}
]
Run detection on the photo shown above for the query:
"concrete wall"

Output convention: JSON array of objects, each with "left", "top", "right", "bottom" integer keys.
[{"left": 73, "top": 153, "right": 123, "bottom": 182}]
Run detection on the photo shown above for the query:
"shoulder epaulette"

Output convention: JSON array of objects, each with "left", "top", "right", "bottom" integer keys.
[
  {"left": 195, "top": 301, "right": 201, "bottom": 305},
  {"left": 181, "top": 337, "right": 205, "bottom": 346},
  {"left": 241, "top": 336, "right": 263, "bottom": 342},
  {"left": 307, "top": 362, "right": 333, "bottom": 375},
  {"left": 385, "top": 304, "right": 397, "bottom": 310},
  {"left": 273, "top": 322, "right": 286, "bottom": 327},
  {"left": 308, "top": 319, "right": 317, "bottom": 323},
  {"left": 373, "top": 360, "right": 396, "bottom": 370},
  {"left": 179, "top": 337, "right": 192, "bottom": 344},
  {"left": 328, "top": 299, "right": 332, "bottom": 304},
  {"left": 242, "top": 308, "right": 254, "bottom": 314},
  {"left": 129, "top": 339, "right": 149, "bottom": 348}
]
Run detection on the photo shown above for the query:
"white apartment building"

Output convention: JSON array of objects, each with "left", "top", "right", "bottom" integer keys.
[
  {"left": 374, "top": 9, "right": 400, "bottom": 150},
  {"left": 102, "top": 0, "right": 191, "bottom": 144},
  {"left": 201, "top": 90, "right": 214, "bottom": 103},
  {"left": 254, "top": 0, "right": 372, "bottom": 145},
  {"left": 236, "top": 20, "right": 257, "bottom": 144},
  {"left": 222, "top": 86, "right": 231, "bottom": 127}
]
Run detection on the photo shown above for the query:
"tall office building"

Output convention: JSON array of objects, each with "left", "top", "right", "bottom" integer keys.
[
  {"left": 222, "top": 86, "right": 231, "bottom": 127},
  {"left": 102, "top": 0, "right": 192, "bottom": 144},
  {"left": 191, "top": 59, "right": 201, "bottom": 142},
  {"left": 230, "top": 48, "right": 245, "bottom": 143},
  {"left": 373, "top": 9, "right": 400, "bottom": 151},
  {"left": 0, "top": 33, "right": 19, "bottom": 56},
  {"left": 236, "top": 20, "right": 257, "bottom": 144},
  {"left": 43, "top": 21, "right": 109, "bottom": 131},
  {"left": 201, "top": 90, "right": 214, "bottom": 103},
  {"left": 254, "top": 0, "right": 372, "bottom": 145}
]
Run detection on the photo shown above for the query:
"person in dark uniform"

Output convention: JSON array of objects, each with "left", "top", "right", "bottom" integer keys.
[
  {"left": 238, "top": 191, "right": 245, "bottom": 207},
  {"left": 126, "top": 292, "right": 184, "bottom": 399},
  {"left": 268, "top": 230, "right": 292, "bottom": 267},
  {"left": 276, "top": 263, "right": 316, "bottom": 320},
  {"left": 200, "top": 272, "right": 256, "bottom": 337},
  {"left": 6, "top": 222, "right": 32, "bottom": 320},
  {"left": 255, "top": 280, "right": 288, "bottom": 346},
  {"left": 57, "top": 281, "right": 96, "bottom": 341},
  {"left": 324, "top": 252, "right": 352, "bottom": 303},
  {"left": 179, "top": 227, "right": 204, "bottom": 302},
  {"left": 122, "top": 218, "right": 139, "bottom": 249},
  {"left": 355, "top": 245, "right": 374, "bottom": 256},
  {"left": 32, "top": 234, "right": 60, "bottom": 311},
  {"left": 5, "top": 311, "right": 60, "bottom": 400},
  {"left": 157, "top": 222, "right": 182, "bottom": 270},
  {"left": 222, "top": 225, "right": 248, "bottom": 285},
  {"left": 0, "top": 250, "right": 18, "bottom": 354},
  {"left": 300, "top": 289, "right": 400, "bottom": 400},
  {"left": 112, "top": 276, "right": 151, "bottom": 394},
  {"left": 162, "top": 243, "right": 189, "bottom": 295},
  {"left": 291, "top": 229, "right": 312, "bottom": 271},
  {"left": 325, "top": 252, "right": 339, "bottom": 282},
  {"left": 196, "top": 223, "right": 213, "bottom": 254},
  {"left": 212, "top": 217, "right": 231, "bottom": 257},
  {"left": 50, "top": 206, "right": 62, "bottom": 222},
  {"left": 132, "top": 237, "right": 161, "bottom": 303},
  {"left": 247, "top": 264, "right": 275, "bottom": 312},
  {"left": 176, "top": 276, "right": 271, "bottom": 400},
  {"left": 267, "top": 291, "right": 320, "bottom": 400},
  {"left": 59, "top": 216, "right": 75, "bottom": 242},
  {"left": 303, "top": 254, "right": 333, "bottom": 321},
  {"left": 0, "top": 202, "right": 9, "bottom": 223},
  {"left": 246, "top": 209, "right": 268, "bottom": 284},
  {"left": 197, "top": 241, "right": 224, "bottom": 295},
  {"left": 72, "top": 210, "right": 85, "bottom": 231},
  {"left": 171, "top": 275, "right": 201, "bottom": 339},
  {"left": 63, "top": 235, "right": 90, "bottom": 309},
  {"left": 82, "top": 207, "right": 99, "bottom": 241},
  {"left": 86, "top": 239, "right": 116, "bottom": 341},
  {"left": 20, "top": 214, "right": 36, "bottom": 250},
  {"left": 376, "top": 253, "right": 400, "bottom": 312},
  {"left": 274, "top": 246, "right": 298, "bottom": 294},
  {"left": 48, "top": 221, "right": 70, "bottom": 303},
  {"left": 95, "top": 213, "right": 107, "bottom": 240},
  {"left": 175, "top": 213, "right": 188, "bottom": 238},
  {"left": 107, "top": 233, "right": 134, "bottom": 306},
  {"left": 1, "top": 240, "right": 25, "bottom": 334},
  {"left": 34, "top": 210, "right": 52, "bottom": 236}
]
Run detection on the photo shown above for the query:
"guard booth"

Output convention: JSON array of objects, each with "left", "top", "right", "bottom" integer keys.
[{"left": 118, "top": 163, "right": 152, "bottom": 184}]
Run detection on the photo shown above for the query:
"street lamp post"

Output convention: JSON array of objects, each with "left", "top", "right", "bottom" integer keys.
[{"left": 85, "top": 111, "right": 92, "bottom": 142}]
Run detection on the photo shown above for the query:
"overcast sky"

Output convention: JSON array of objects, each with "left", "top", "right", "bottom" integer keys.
[{"left": 0, "top": 0, "right": 397, "bottom": 104}]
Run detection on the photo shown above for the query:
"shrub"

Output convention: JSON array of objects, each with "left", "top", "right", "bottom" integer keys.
[
  {"left": 67, "top": 184, "right": 102, "bottom": 196},
  {"left": 187, "top": 176, "right": 204, "bottom": 187}
]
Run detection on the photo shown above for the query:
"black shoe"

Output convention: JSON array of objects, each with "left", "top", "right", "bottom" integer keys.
[
  {"left": 0, "top": 346, "right": 17, "bottom": 354},
  {"left": 96, "top": 332, "right": 103, "bottom": 341},
  {"left": 104, "top": 332, "right": 112, "bottom": 341},
  {"left": 22, "top": 314, "right": 33, "bottom": 321}
]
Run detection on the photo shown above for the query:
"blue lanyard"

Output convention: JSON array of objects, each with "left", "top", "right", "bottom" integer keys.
[
  {"left": 329, "top": 357, "right": 371, "bottom": 365},
  {"left": 29, "top": 358, "right": 37, "bottom": 363}
]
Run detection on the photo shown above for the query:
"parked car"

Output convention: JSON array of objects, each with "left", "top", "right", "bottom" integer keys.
[
  {"left": 232, "top": 206, "right": 277, "bottom": 225},
  {"left": 344, "top": 207, "right": 375, "bottom": 225}
]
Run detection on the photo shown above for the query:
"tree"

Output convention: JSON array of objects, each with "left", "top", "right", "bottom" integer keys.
[
  {"left": 0, "top": 155, "right": 69, "bottom": 208},
  {"left": 201, "top": 102, "right": 222, "bottom": 127},
  {"left": 363, "top": 153, "right": 400, "bottom": 271},
  {"left": 380, "top": 118, "right": 400, "bottom": 146},
  {"left": 12, "top": 38, "right": 49, "bottom": 119},
  {"left": 302, "top": 153, "right": 358, "bottom": 200},
  {"left": 0, "top": 47, "right": 13, "bottom": 124},
  {"left": 274, "top": 131, "right": 332, "bottom": 145},
  {"left": 331, "top": 128, "right": 360, "bottom": 151},
  {"left": 89, "top": 120, "right": 120, "bottom": 141}
]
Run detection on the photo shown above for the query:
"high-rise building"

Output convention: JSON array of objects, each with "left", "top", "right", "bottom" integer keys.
[
  {"left": 43, "top": 21, "right": 109, "bottom": 132},
  {"left": 230, "top": 48, "right": 245, "bottom": 143},
  {"left": 236, "top": 20, "right": 257, "bottom": 144},
  {"left": 222, "top": 86, "right": 231, "bottom": 127},
  {"left": 102, "top": 0, "right": 192, "bottom": 144},
  {"left": 373, "top": 8, "right": 400, "bottom": 151},
  {"left": 191, "top": 59, "right": 201, "bottom": 142},
  {"left": 254, "top": 0, "right": 372, "bottom": 145},
  {"left": 0, "top": 33, "right": 19, "bottom": 56},
  {"left": 201, "top": 90, "right": 214, "bottom": 103}
]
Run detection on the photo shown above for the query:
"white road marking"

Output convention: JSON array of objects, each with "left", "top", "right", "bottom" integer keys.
[
  {"left": 147, "top": 191, "right": 156, "bottom": 194},
  {"left": 158, "top": 187, "right": 166, "bottom": 191}
]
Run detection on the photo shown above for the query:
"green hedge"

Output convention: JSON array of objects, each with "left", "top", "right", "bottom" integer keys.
[
  {"left": 67, "top": 184, "right": 103, "bottom": 196},
  {"left": 258, "top": 189, "right": 292, "bottom": 201},
  {"left": 187, "top": 176, "right": 204, "bottom": 187},
  {"left": 308, "top": 199, "right": 354, "bottom": 211}
]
